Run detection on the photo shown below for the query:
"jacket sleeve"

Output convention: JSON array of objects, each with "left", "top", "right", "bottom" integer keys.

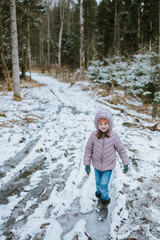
[
  {"left": 114, "top": 132, "right": 129, "bottom": 166},
  {"left": 83, "top": 132, "right": 94, "bottom": 166}
]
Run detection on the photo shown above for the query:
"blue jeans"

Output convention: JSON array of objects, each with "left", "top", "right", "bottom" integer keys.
[{"left": 94, "top": 168, "right": 112, "bottom": 201}]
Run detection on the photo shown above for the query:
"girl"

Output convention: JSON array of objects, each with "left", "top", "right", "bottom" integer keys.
[{"left": 83, "top": 109, "right": 129, "bottom": 221}]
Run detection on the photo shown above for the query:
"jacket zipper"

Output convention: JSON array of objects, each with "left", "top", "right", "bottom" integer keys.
[{"left": 101, "top": 138, "right": 105, "bottom": 170}]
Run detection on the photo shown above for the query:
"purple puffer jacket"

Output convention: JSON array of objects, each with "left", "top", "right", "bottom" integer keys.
[{"left": 83, "top": 109, "right": 129, "bottom": 171}]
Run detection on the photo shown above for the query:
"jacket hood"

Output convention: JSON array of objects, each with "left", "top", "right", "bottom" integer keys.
[{"left": 94, "top": 109, "right": 113, "bottom": 134}]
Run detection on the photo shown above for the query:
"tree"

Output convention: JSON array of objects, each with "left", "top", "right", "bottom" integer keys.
[
  {"left": 58, "top": 0, "right": 65, "bottom": 67},
  {"left": 114, "top": 0, "right": 119, "bottom": 52},
  {"left": 39, "top": 19, "right": 45, "bottom": 73},
  {"left": 61, "top": 1, "right": 80, "bottom": 69},
  {"left": 10, "top": 0, "right": 21, "bottom": 99},
  {"left": 47, "top": 0, "right": 51, "bottom": 72},
  {"left": 16, "top": 0, "right": 45, "bottom": 77},
  {"left": 0, "top": 0, "right": 12, "bottom": 84},
  {"left": 159, "top": 0, "right": 160, "bottom": 55},
  {"left": 1, "top": 0, "right": 158, "bottom": 80},
  {"left": 0, "top": 22, "right": 12, "bottom": 90},
  {"left": 83, "top": 0, "right": 97, "bottom": 66},
  {"left": 27, "top": 20, "right": 32, "bottom": 80},
  {"left": 137, "top": 0, "right": 141, "bottom": 50},
  {"left": 79, "top": 0, "right": 85, "bottom": 78},
  {"left": 96, "top": 0, "right": 114, "bottom": 57}
]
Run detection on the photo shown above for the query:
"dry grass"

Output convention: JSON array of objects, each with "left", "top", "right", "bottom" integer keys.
[
  {"left": 0, "top": 114, "right": 42, "bottom": 129},
  {"left": 0, "top": 123, "right": 11, "bottom": 128},
  {"left": 0, "top": 74, "right": 45, "bottom": 130},
  {"left": 20, "top": 77, "right": 44, "bottom": 89},
  {"left": 0, "top": 76, "right": 44, "bottom": 93},
  {"left": 0, "top": 113, "right": 6, "bottom": 117},
  {"left": 13, "top": 95, "right": 23, "bottom": 101},
  {"left": 25, "top": 113, "right": 43, "bottom": 119},
  {"left": 83, "top": 82, "right": 160, "bottom": 119}
]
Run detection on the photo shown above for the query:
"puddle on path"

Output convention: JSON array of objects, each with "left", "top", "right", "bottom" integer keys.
[{"left": 57, "top": 184, "right": 116, "bottom": 240}]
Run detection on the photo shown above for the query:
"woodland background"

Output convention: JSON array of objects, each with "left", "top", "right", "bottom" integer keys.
[{"left": 0, "top": 0, "right": 160, "bottom": 104}]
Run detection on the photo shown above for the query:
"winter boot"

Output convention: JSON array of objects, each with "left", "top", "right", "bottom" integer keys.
[
  {"left": 95, "top": 192, "right": 101, "bottom": 212},
  {"left": 98, "top": 198, "right": 110, "bottom": 221}
]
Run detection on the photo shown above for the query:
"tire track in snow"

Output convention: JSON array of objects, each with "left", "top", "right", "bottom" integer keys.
[
  {"left": 0, "top": 105, "right": 86, "bottom": 239},
  {"left": 0, "top": 137, "right": 40, "bottom": 184}
]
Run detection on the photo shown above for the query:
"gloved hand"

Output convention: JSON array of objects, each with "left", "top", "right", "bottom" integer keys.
[
  {"left": 85, "top": 165, "right": 91, "bottom": 175},
  {"left": 123, "top": 165, "right": 129, "bottom": 174}
]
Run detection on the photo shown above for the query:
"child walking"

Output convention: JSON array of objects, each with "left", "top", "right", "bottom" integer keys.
[{"left": 83, "top": 109, "right": 129, "bottom": 221}]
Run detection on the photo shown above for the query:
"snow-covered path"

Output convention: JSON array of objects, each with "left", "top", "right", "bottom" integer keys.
[{"left": 0, "top": 73, "right": 160, "bottom": 240}]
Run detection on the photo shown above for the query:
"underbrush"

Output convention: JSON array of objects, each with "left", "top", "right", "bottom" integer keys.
[{"left": 87, "top": 52, "right": 160, "bottom": 105}]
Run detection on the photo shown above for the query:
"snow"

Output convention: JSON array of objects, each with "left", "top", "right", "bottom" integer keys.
[
  {"left": 87, "top": 52, "right": 160, "bottom": 103},
  {"left": 0, "top": 72, "right": 160, "bottom": 240},
  {"left": 63, "top": 219, "right": 88, "bottom": 240}
]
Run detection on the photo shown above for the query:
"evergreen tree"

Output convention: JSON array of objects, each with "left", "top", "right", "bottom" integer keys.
[
  {"left": 0, "top": 0, "right": 159, "bottom": 77},
  {"left": 141, "top": 0, "right": 159, "bottom": 51},
  {"left": 83, "top": 0, "right": 97, "bottom": 66},
  {"left": 96, "top": 0, "right": 115, "bottom": 57},
  {"left": 0, "top": 0, "right": 12, "bottom": 82},
  {"left": 62, "top": 2, "right": 80, "bottom": 69},
  {"left": 118, "top": 0, "right": 138, "bottom": 54},
  {"left": 16, "top": 0, "right": 45, "bottom": 76}
]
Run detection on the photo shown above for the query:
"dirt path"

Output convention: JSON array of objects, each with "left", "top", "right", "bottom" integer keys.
[
  {"left": 0, "top": 73, "right": 159, "bottom": 240},
  {"left": 0, "top": 74, "right": 115, "bottom": 240}
]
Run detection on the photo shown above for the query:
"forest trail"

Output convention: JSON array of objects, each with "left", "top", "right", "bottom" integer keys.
[
  {"left": 0, "top": 73, "right": 159, "bottom": 240},
  {"left": 0, "top": 73, "right": 115, "bottom": 240}
]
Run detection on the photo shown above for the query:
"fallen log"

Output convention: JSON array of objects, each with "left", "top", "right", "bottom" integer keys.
[{"left": 122, "top": 122, "right": 160, "bottom": 131}]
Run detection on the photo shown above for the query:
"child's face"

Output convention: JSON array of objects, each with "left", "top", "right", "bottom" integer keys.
[{"left": 98, "top": 121, "right": 109, "bottom": 132}]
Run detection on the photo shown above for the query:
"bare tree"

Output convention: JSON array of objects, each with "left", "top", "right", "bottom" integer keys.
[
  {"left": 0, "top": 12, "right": 12, "bottom": 90},
  {"left": 10, "top": 0, "right": 21, "bottom": 99},
  {"left": 47, "top": 1, "right": 51, "bottom": 72},
  {"left": 67, "top": 0, "right": 71, "bottom": 29},
  {"left": 159, "top": 0, "right": 160, "bottom": 56},
  {"left": 114, "top": 0, "right": 120, "bottom": 53},
  {"left": 39, "top": 22, "right": 45, "bottom": 73},
  {"left": 149, "top": 20, "right": 152, "bottom": 51},
  {"left": 58, "top": 0, "right": 65, "bottom": 67},
  {"left": 79, "top": 0, "right": 85, "bottom": 79},
  {"left": 114, "top": 0, "right": 118, "bottom": 46},
  {"left": 27, "top": 20, "right": 32, "bottom": 80},
  {"left": 137, "top": 2, "right": 141, "bottom": 50}
]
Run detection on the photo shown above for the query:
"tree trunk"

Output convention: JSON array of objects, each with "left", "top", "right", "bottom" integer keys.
[
  {"left": 27, "top": 20, "right": 32, "bottom": 81},
  {"left": 117, "top": 14, "right": 120, "bottom": 53},
  {"left": 58, "top": 0, "right": 64, "bottom": 68},
  {"left": 114, "top": 0, "right": 118, "bottom": 50},
  {"left": 79, "top": 0, "right": 85, "bottom": 79},
  {"left": 159, "top": 0, "right": 160, "bottom": 55},
  {"left": 92, "top": 34, "right": 96, "bottom": 61},
  {"left": 149, "top": 20, "right": 152, "bottom": 52},
  {"left": 67, "top": 0, "right": 71, "bottom": 29},
  {"left": 10, "top": 0, "right": 21, "bottom": 99},
  {"left": 138, "top": 3, "right": 141, "bottom": 50},
  {"left": 39, "top": 27, "right": 45, "bottom": 73},
  {"left": 0, "top": 16, "right": 12, "bottom": 90},
  {"left": 47, "top": 3, "right": 50, "bottom": 72}
]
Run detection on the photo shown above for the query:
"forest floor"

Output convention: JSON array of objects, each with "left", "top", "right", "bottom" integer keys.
[{"left": 0, "top": 72, "right": 160, "bottom": 240}]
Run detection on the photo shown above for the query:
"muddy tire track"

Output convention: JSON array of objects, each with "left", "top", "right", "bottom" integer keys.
[
  {"left": 0, "top": 123, "right": 77, "bottom": 239},
  {"left": 0, "top": 137, "right": 40, "bottom": 182}
]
